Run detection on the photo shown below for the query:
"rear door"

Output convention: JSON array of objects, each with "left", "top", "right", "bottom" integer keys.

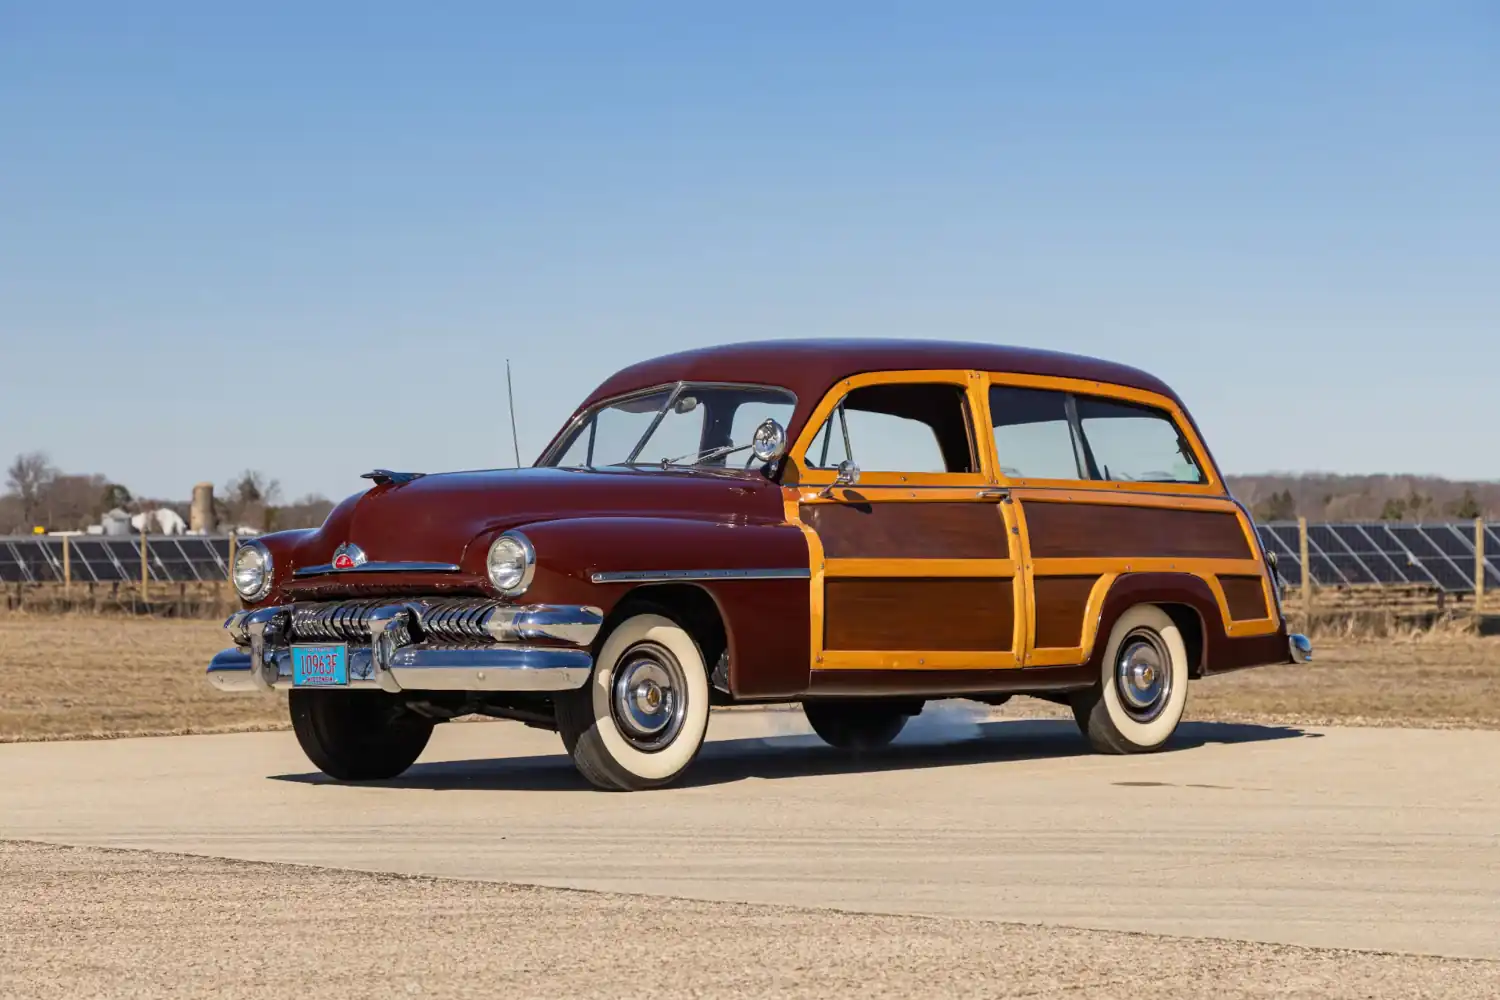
[
  {"left": 984, "top": 374, "right": 1276, "bottom": 668},
  {"left": 791, "top": 370, "right": 1026, "bottom": 671}
]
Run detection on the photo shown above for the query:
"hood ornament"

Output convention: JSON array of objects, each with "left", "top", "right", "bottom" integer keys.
[
  {"left": 361, "top": 469, "right": 426, "bottom": 486},
  {"left": 331, "top": 542, "right": 368, "bottom": 571}
]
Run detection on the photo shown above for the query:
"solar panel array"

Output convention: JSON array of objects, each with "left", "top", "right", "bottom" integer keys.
[
  {"left": 3, "top": 524, "right": 1498, "bottom": 594},
  {"left": 1256, "top": 522, "right": 1500, "bottom": 594},
  {"left": 0, "top": 536, "right": 235, "bottom": 584}
]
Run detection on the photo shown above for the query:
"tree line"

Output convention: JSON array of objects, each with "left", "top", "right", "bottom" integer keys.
[{"left": 1, "top": 451, "right": 334, "bottom": 535}]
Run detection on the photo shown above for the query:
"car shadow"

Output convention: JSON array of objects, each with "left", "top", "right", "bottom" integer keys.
[{"left": 268, "top": 718, "right": 1316, "bottom": 793}]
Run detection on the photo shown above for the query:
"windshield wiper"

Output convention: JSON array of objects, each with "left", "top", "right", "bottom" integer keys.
[{"left": 661, "top": 442, "right": 752, "bottom": 469}]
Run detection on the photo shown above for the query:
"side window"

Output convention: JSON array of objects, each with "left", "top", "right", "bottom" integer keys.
[
  {"left": 989, "top": 386, "right": 1084, "bottom": 480},
  {"left": 1075, "top": 396, "right": 1204, "bottom": 484},
  {"left": 805, "top": 383, "right": 974, "bottom": 474}
]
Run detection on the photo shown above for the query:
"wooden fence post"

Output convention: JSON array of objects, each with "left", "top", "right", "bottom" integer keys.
[
  {"left": 227, "top": 533, "right": 237, "bottom": 590},
  {"left": 140, "top": 524, "right": 149, "bottom": 603},
  {"left": 62, "top": 535, "right": 71, "bottom": 595},
  {"left": 1477, "top": 517, "right": 1486, "bottom": 616},
  {"left": 1298, "top": 516, "right": 1311, "bottom": 620}
]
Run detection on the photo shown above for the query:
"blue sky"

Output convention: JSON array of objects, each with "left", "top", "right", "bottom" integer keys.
[{"left": 1, "top": 2, "right": 1495, "bottom": 501}]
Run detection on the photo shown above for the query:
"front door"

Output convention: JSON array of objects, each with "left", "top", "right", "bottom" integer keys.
[{"left": 790, "top": 371, "right": 1026, "bottom": 671}]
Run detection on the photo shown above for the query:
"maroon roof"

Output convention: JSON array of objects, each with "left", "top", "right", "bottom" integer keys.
[{"left": 579, "top": 339, "right": 1181, "bottom": 440}]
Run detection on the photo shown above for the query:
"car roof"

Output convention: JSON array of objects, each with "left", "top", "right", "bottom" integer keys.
[{"left": 581, "top": 338, "right": 1180, "bottom": 413}]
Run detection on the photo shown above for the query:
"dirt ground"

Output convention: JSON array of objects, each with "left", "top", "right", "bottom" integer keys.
[
  {"left": 2, "top": 613, "right": 1498, "bottom": 742},
  {"left": 2, "top": 840, "right": 1495, "bottom": 1000}
]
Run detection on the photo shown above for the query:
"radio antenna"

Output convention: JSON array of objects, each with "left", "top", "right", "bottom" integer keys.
[{"left": 506, "top": 359, "right": 522, "bottom": 467}]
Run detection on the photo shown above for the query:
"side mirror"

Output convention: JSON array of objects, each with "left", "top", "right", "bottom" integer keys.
[
  {"left": 750, "top": 418, "right": 788, "bottom": 465},
  {"left": 818, "top": 460, "right": 860, "bottom": 499}
]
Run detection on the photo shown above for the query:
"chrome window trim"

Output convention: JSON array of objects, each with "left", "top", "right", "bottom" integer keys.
[
  {"left": 540, "top": 380, "right": 799, "bottom": 468},
  {"left": 590, "top": 567, "right": 811, "bottom": 584},
  {"left": 293, "top": 561, "right": 461, "bottom": 578}
]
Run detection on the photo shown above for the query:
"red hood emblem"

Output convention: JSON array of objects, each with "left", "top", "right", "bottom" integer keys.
[{"left": 331, "top": 543, "right": 367, "bottom": 570}]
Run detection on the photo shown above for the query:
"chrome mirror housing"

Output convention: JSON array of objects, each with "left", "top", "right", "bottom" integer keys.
[
  {"left": 818, "top": 460, "right": 861, "bottom": 499},
  {"left": 750, "top": 418, "right": 788, "bottom": 465}
]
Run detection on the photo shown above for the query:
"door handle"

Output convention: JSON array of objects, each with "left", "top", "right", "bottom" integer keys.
[{"left": 977, "top": 489, "right": 1011, "bottom": 501}]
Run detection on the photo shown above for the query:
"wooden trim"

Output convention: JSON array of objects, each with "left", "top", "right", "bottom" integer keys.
[
  {"left": 825, "top": 558, "right": 1013, "bottom": 578},
  {"left": 815, "top": 650, "right": 1022, "bottom": 670},
  {"left": 1032, "top": 575, "right": 1099, "bottom": 648},
  {"left": 1219, "top": 574, "right": 1272, "bottom": 622},
  {"left": 1024, "top": 501, "right": 1253, "bottom": 560},
  {"left": 824, "top": 578, "right": 1014, "bottom": 652},
  {"left": 977, "top": 370, "right": 1223, "bottom": 492},
  {"left": 1034, "top": 557, "right": 1263, "bottom": 576},
  {"left": 800, "top": 499, "right": 1008, "bottom": 559},
  {"left": 788, "top": 369, "right": 994, "bottom": 488}
]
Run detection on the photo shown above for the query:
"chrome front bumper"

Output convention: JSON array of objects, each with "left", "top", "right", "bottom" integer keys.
[
  {"left": 1288, "top": 633, "right": 1313, "bottom": 664},
  {"left": 207, "top": 599, "right": 601, "bottom": 694}
]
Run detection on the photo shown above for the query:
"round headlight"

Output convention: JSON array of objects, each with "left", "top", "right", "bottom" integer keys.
[
  {"left": 232, "top": 541, "right": 273, "bottom": 601},
  {"left": 487, "top": 532, "right": 535, "bottom": 596}
]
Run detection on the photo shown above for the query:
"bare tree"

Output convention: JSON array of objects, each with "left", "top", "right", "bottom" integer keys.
[
  {"left": 223, "top": 469, "right": 282, "bottom": 532},
  {"left": 6, "top": 452, "right": 56, "bottom": 529}
]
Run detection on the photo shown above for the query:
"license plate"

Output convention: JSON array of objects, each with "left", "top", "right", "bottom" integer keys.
[{"left": 292, "top": 644, "right": 348, "bottom": 687}]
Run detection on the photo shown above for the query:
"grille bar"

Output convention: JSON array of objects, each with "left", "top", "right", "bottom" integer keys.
[{"left": 286, "top": 598, "right": 503, "bottom": 644}]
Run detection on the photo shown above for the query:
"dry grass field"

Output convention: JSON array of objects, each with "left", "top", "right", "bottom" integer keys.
[{"left": 1, "top": 613, "right": 1498, "bottom": 742}]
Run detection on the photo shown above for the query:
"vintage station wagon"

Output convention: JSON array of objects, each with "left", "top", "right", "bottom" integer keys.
[{"left": 210, "top": 340, "right": 1311, "bottom": 790}]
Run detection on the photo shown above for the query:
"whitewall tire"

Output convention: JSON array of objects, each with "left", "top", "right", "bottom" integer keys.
[
  {"left": 1070, "top": 605, "right": 1189, "bottom": 754},
  {"left": 556, "top": 613, "right": 711, "bottom": 791}
]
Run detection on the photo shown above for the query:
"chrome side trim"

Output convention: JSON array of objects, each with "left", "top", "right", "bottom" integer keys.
[
  {"left": 293, "top": 561, "right": 461, "bottom": 577},
  {"left": 1288, "top": 633, "right": 1313, "bottom": 664},
  {"left": 590, "top": 568, "right": 812, "bottom": 584}
]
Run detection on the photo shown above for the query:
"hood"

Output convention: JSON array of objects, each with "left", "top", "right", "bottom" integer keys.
[{"left": 288, "top": 466, "right": 787, "bottom": 573}]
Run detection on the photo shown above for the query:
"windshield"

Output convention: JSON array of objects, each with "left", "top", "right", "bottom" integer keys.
[{"left": 544, "top": 383, "right": 796, "bottom": 470}]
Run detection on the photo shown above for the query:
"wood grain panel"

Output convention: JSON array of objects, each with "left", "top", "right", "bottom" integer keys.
[
  {"left": 802, "top": 502, "right": 1008, "bottom": 559},
  {"left": 824, "top": 578, "right": 1013, "bottom": 650},
  {"left": 1024, "top": 501, "right": 1251, "bottom": 560},
  {"left": 1219, "top": 575, "right": 1270, "bottom": 621},
  {"left": 1032, "top": 575, "right": 1099, "bottom": 648}
]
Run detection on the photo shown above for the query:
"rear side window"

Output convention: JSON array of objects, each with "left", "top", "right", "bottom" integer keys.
[
  {"left": 989, "top": 385, "right": 1205, "bottom": 484},
  {"left": 1075, "top": 396, "right": 1204, "bottom": 484},
  {"left": 989, "top": 386, "right": 1085, "bottom": 480}
]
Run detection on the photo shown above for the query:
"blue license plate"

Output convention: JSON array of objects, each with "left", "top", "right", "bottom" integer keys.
[{"left": 292, "top": 644, "right": 348, "bottom": 687}]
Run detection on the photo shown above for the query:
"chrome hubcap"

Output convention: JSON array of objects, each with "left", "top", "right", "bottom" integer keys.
[
  {"left": 610, "top": 643, "right": 687, "bottom": 752},
  {"left": 1115, "top": 630, "right": 1172, "bottom": 722}
]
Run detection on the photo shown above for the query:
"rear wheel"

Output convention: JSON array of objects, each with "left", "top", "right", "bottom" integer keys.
[
  {"left": 289, "top": 689, "right": 434, "bottom": 781},
  {"left": 1070, "top": 605, "right": 1189, "bottom": 754},
  {"left": 803, "top": 700, "right": 918, "bottom": 750},
  {"left": 556, "top": 613, "right": 711, "bottom": 791}
]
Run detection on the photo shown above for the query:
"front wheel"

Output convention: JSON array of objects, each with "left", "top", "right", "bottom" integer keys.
[
  {"left": 556, "top": 613, "right": 711, "bottom": 791},
  {"left": 1069, "top": 605, "right": 1190, "bottom": 754},
  {"left": 803, "top": 700, "right": 917, "bottom": 750},
  {"left": 289, "top": 689, "right": 434, "bottom": 781}
]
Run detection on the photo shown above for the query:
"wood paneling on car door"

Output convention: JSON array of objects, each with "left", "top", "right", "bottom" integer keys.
[
  {"left": 823, "top": 577, "right": 1014, "bottom": 651},
  {"left": 801, "top": 502, "right": 1009, "bottom": 559},
  {"left": 1024, "top": 501, "right": 1251, "bottom": 560}
]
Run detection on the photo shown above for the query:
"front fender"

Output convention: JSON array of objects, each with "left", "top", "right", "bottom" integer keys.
[{"left": 514, "top": 516, "right": 812, "bottom": 699}]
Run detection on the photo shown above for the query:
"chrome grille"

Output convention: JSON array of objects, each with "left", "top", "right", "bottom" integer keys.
[{"left": 285, "top": 598, "right": 503, "bottom": 644}]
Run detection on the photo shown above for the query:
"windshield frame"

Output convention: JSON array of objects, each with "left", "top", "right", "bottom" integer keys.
[{"left": 538, "top": 380, "right": 799, "bottom": 471}]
